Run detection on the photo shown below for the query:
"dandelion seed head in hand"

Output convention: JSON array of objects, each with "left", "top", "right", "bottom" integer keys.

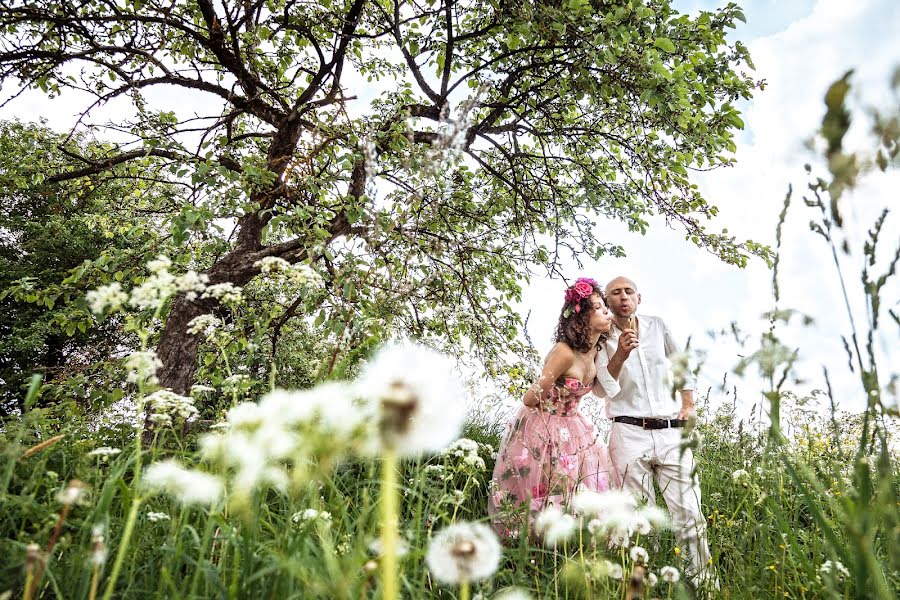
[
  {"left": 425, "top": 522, "right": 501, "bottom": 585},
  {"left": 660, "top": 566, "right": 680, "bottom": 583},
  {"left": 358, "top": 342, "right": 466, "bottom": 456}
]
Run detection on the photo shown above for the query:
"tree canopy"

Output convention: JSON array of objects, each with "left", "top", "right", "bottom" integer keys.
[{"left": 0, "top": 0, "right": 770, "bottom": 397}]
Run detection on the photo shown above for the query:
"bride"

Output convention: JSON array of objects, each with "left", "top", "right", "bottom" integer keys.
[{"left": 488, "top": 277, "right": 617, "bottom": 538}]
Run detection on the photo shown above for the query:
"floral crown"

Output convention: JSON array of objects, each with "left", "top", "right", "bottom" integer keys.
[{"left": 562, "top": 277, "right": 598, "bottom": 318}]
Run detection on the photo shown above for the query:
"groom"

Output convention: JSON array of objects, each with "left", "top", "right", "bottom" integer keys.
[{"left": 593, "top": 276, "right": 715, "bottom": 585}]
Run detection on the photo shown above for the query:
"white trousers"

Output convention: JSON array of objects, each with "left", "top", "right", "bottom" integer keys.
[{"left": 608, "top": 422, "right": 714, "bottom": 582}]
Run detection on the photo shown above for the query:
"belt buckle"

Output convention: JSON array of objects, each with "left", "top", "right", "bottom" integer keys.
[{"left": 641, "top": 418, "right": 651, "bottom": 429}]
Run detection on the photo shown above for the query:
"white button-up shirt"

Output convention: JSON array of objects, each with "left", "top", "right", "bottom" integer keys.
[{"left": 594, "top": 314, "right": 695, "bottom": 418}]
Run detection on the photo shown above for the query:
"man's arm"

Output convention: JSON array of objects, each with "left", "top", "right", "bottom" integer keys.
[{"left": 661, "top": 318, "right": 697, "bottom": 419}]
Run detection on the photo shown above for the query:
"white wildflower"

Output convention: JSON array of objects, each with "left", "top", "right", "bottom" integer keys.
[
  {"left": 146, "top": 255, "right": 172, "bottom": 273},
  {"left": 425, "top": 522, "right": 501, "bottom": 585},
  {"left": 647, "top": 572, "right": 658, "bottom": 587},
  {"left": 129, "top": 270, "right": 177, "bottom": 310},
  {"left": 86, "top": 282, "right": 128, "bottom": 315},
  {"left": 534, "top": 505, "right": 577, "bottom": 547},
  {"left": 732, "top": 469, "right": 750, "bottom": 486},
  {"left": 186, "top": 314, "right": 220, "bottom": 338},
  {"left": 292, "top": 509, "right": 332, "bottom": 524},
  {"left": 356, "top": 342, "right": 466, "bottom": 456},
  {"left": 176, "top": 270, "right": 209, "bottom": 300},
  {"left": 202, "top": 282, "right": 243, "bottom": 304},
  {"left": 190, "top": 384, "right": 216, "bottom": 395},
  {"left": 56, "top": 480, "right": 89, "bottom": 506},
  {"left": 629, "top": 546, "right": 649, "bottom": 564},
  {"left": 124, "top": 350, "right": 163, "bottom": 385},
  {"left": 142, "top": 459, "right": 224, "bottom": 505},
  {"left": 222, "top": 373, "right": 250, "bottom": 391},
  {"left": 255, "top": 256, "right": 291, "bottom": 273},
  {"left": 87, "top": 447, "right": 121, "bottom": 458},
  {"left": 660, "top": 566, "right": 680, "bottom": 583},
  {"left": 145, "top": 511, "right": 170, "bottom": 522},
  {"left": 820, "top": 560, "right": 849, "bottom": 579},
  {"left": 146, "top": 389, "right": 198, "bottom": 425}
]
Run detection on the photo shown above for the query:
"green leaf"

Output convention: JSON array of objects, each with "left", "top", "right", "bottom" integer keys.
[{"left": 654, "top": 37, "right": 676, "bottom": 53}]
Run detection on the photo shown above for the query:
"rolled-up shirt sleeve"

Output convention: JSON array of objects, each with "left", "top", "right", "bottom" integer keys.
[
  {"left": 662, "top": 319, "right": 696, "bottom": 391},
  {"left": 593, "top": 346, "right": 620, "bottom": 399}
]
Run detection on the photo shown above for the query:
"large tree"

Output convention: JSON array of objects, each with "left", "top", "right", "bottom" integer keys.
[{"left": 0, "top": 0, "right": 770, "bottom": 395}]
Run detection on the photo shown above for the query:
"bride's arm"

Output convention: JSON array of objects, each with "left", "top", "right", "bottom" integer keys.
[
  {"left": 522, "top": 343, "right": 575, "bottom": 407},
  {"left": 592, "top": 346, "right": 621, "bottom": 399}
]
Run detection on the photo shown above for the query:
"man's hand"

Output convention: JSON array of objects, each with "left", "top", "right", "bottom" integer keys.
[
  {"left": 678, "top": 390, "right": 696, "bottom": 423},
  {"left": 614, "top": 329, "right": 639, "bottom": 361}
]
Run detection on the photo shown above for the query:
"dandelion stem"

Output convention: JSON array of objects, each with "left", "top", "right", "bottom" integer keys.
[
  {"left": 459, "top": 578, "right": 470, "bottom": 600},
  {"left": 88, "top": 563, "right": 100, "bottom": 600},
  {"left": 380, "top": 446, "right": 400, "bottom": 600}
]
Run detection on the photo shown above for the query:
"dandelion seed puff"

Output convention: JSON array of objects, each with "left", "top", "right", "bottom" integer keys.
[
  {"left": 629, "top": 546, "right": 649, "bottom": 564},
  {"left": 630, "top": 514, "right": 652, "bottom": 536},
  {"left": 731, "top": 469, "right": 750, "bottom": 486},
  {"left": 357, "top": 342, "right": 466, "bottom": 456},
  {"left": 90, "top": 524, "right": 107, "bottom": 566},
  {"left": 56, "top": 480, "right": 89, "bottom": 506},
  {"left": 572, "top": 489, "right": 637, "bottom": 518},
  {"left": 660, "top": 566, "right": 680, "bottom": 583},
  {"left": 368, "top": 536, "right": 409, "bottom": 558},
  {"left": 639, "top": 504, "right": 671, "bottom": 529},
  {"left": 142, "top": 459, "right": 223, "bottom": 505},
  {"left": 425, "top": 522, "right": 501, "bottom": 585},
  {"left": 606, "top": 561, "right": 624, "bottom": 580},
  {"left": 647, "top": 572, "right": 658, "bottom": 587},
  {"left": 534, "top": 505, "right": 577, "bottom": 547}
]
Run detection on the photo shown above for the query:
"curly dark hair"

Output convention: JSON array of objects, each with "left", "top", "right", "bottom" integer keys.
[{"left": 553, "top": 280, "right": 609, "bottom": 353}]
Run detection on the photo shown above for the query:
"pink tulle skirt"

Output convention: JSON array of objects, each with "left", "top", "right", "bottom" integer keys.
[{"left": 488, "top": 404, "right": 615, "bottom": 537}]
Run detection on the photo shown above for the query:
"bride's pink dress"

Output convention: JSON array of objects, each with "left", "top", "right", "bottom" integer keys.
[{"left": 488, "top": 377, "right": 615, "bottom": 537}]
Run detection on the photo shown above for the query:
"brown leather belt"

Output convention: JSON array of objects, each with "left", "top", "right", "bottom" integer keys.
[{"left": 613, "top": 416, "right": 688, "bottom": 429}]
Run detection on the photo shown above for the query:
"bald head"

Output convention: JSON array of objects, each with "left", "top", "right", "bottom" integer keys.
[
  {"left": 605, "top": 276, "right": 638, "bottom": 295},
  {"left": 605, "top": 276, "right": 640, "bottom": 319}
]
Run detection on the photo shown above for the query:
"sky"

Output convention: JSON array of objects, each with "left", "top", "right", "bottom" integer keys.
[
  {"left": 1, "top": 0, "right": 897, "bottom": 421},
  {"left": 518, "top": 0, "right": 900, "bottom": 420}
]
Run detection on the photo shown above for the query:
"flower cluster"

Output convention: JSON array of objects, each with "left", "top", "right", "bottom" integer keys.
[
  {"left": 254, "top": 257, "right": 324, "bottom": 287},
  {"left": 86, "top": 254, "right": 241, "bottom": 317},
  {"left": 146, "top": 389, "right": 198, "bottom": 426},
  {"left": 142, "top": 460, "right": 224, "bottom": 506},
  {"left": 124, "top": 350, "right": 163, "bottom": 385},
  {"left": 562, "top": 277, "right": 598, "bottom": 318},
  {"left": 143, "top": 342, "right": 467, "bottom": 508}
]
